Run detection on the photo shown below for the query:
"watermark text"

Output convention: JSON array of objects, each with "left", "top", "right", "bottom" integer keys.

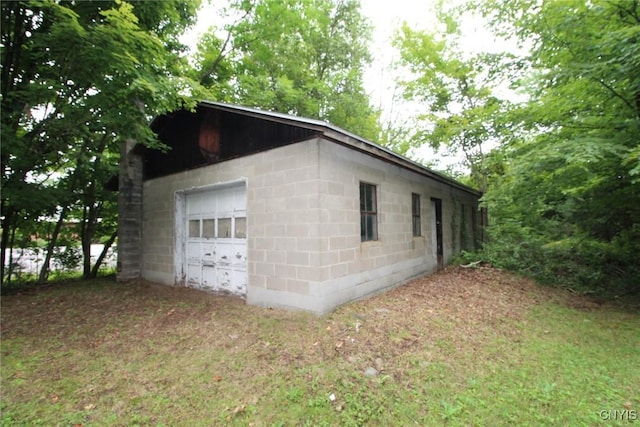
[{"left": 599, "top": 409, "right": 637, "bottom": 421}]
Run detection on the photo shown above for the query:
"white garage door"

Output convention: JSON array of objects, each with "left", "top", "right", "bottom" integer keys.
[{"left": 185, "top": 184, "right": 247, "bottom": 296}]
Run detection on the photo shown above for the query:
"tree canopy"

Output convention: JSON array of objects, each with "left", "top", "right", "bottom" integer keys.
[
  {"left": 193, "top": 0, "right": 381, "bottom": 141},
  {"left": 391, "top": 0, "right": 638, "bottom": 294},
  {"left": 1, "top": 0, "right": 203, "bottom": 283},
  {"left": 478, "top": 0, "right": 639, "bottom": 293},
  {"left": 394, "top": 18, "right": 517, "bottom": 192}
]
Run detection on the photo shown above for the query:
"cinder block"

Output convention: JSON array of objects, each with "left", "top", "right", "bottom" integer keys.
[
  {"left": 274, "top": 237, "right": 297, "bottom": 251},
  {"left": 327, "top": 181, "right": 345, "bottom": 195},
  {"left": 254, "top": 159, "right": 274, "bottom": 175},
  {"left": 329, "top": 236, "right": 348, "bottom": 251},
  {"left": 266, "top": 250, "right": 287, "bottom": 263},
  {"left": 339, "top": 249, "right": 356, "bottom": 263},
  {"left": 255, "top": 262, "right": 275, "bottom": 276},
  {"left": 285, "top": 196, "right": 309, "bottom": 210},
  {"left": 296, "top": 180, "right": 319, "bottom": 195},
  {"left": 253, "top": 237, "right": 275, "bottom": 251},
  {"left": 287, "top": 279, "right": 310, "bottom": 295},
  {"left": 287, "top": 223, "right": 310, "bottom": 237},
  {"left": 297, "top": 237, "right": 319, "bottom": 252},
  {"left": 295, "top": 210, "right": 319, "bottom": 224},
  {"left": 248, "top": 249, "right": 266, "bottom": 263},
  {"left": 285, "top": 166, "right": 312, "bottom": 183},
  {"left": 330, "top": 263, "right": 348, "bottom": 279},
  {"left": 266, "top": 276, "right": 287, "bottom": 291},
  {"left": 321, "top": 250, "right": 340, "bottom": 265},
  {"left": 266, "top": 224, "right": 286, "bottom": 237},
  {"left": 250, "top": 274, "right": 266, "bottom": 288},
  {"left": 338, "top": 223, "right": 358, "bottom": 236},
  {"left": 272, "top": 182, "right": 296, "bottom": 197},
  {"left": 287, "top": 251, "right": 310, "bottom": 266},
  {"left": 275, "top": 263, "right": 296, "bottom": 279},
  {"left": 328, "top": 209, "right": 349, "bottom": 224},
  {"left": 296, "top": 265, "right": 320, "bottom": 281}
]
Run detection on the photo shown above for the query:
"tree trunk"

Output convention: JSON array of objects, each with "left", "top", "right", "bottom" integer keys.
[
  {"left": 0, "top": 207, "right": 15, "bottom": 284},
  {"left": 38, "top": 205, "right": 68, "bottom": 283},
  {"left": 80, "top": 135, "right": 107, "bottom": 278},
  {"left": 81, "top": 204, "right": 96, "bottom": 278},
  {"left": 81, "top": 202, "right": 100, "bottom": 279},
  {"left": 5, "top": 224, "right": 17, "bottom": 285},
  {"left": 89, "top": 230, "right": 117, "bottom": 278}
]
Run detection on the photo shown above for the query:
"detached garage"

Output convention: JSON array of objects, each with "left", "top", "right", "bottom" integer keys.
[{"left": 117, "top": 101, "right": 482, "bottom": 314}]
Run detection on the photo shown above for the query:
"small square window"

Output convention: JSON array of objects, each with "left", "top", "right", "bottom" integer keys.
[
  {"left": 360, "top": 182, "right": 377, "bottom": 241},
  {"left": 188, "top": 219, "right": 200, "bottom": 238},
  {"left": 217, "top": 218, "right": 232, "bottom": 238},
  {"left": 202, "top": 219, "right": 215, "bottom": 238},
  {"left": 235, "top": 217, "right": 247, "bottom": 238}
]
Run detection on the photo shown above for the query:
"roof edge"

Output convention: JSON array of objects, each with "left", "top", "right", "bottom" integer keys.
[{"left": 198, "top": 101, "right": 482, "bottom": 197}]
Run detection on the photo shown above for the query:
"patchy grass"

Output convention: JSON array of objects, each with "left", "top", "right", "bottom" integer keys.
[{"left": 1, "top": 267, "right": 638, "bottom": 426}]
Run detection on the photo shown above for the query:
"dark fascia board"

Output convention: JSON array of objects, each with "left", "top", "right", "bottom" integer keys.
[{"left": 199, "top": 100, "right": 482, "bottom": 197}]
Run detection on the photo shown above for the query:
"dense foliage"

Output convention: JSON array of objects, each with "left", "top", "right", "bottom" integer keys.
[
  {"left": 478, "top": 0, "right": 639, "bottom": 294},
  {"left": 394, "top": 21, "right": 517, "bottom": 193},
  {"left": 193, "top": 0, "right": 381, "bottom": 141},
  {"left": 1, "top": 0, "right": 203, "bottom": 284},
  {"left": 394, "top": 0, "right": 639, "bottom": 295}
]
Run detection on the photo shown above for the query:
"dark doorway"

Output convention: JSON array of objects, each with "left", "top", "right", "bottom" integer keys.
[{"left": 431, "top": 198, "right": 443, "bottom": 270}]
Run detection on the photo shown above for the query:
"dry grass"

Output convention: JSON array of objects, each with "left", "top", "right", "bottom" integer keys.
[{"left": 1, "top": 266, "right": 638, "bottom": 426}]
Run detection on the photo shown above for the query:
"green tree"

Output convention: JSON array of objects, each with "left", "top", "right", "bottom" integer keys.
[
  {"left": 477, "top": 0, "right": 640, "bottom": 293},
  {"left": 394, "top": 15, "right": 517, "bottom": 192},
  {"left": 1, "top": 0, "right": 203, "bottom": 284},
  {"left": 194, "top": 0, "right": 381, "bottom": 141}
]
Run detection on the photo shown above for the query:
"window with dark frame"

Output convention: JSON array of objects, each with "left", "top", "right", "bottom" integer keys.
[
  {"left": 360, "top": 182, "right": 378, "bottom": 241},
  {"left": 412, "top": 193, "right": 421, "bottom": 237}
]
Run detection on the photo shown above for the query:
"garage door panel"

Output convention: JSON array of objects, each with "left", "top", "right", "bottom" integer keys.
[
  {"left": 201, "top": 242, "right": 216, "bottom": 261},
  {"left": 187, "top": 263, "right": 201, "bottom": 286},
  {"left": 232, "top": 269, "right": 247, "bottom": 294},
  {"left": 216, "top": 268, "right": 232, "bottom": 292},
  {"left": 231, "top": 244, "right": 247, "bottom": 268},
  {"left": 186, "top": 241, "right": 201, "bottom": 262},
  {"left": 202, "top": 266, "right": 216, "bottom": 289},
  {"left": 184, "top": 184, "right": 247, "bottom": 297},
  {"left": 215, "top": 241, "right": 235, "bottom": 264}
]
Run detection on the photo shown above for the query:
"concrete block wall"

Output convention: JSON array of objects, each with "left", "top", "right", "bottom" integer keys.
[
  {"left": 141, "top": 139, "right": 325, "bottom": 311},
  {"left": 139, "top": 136, "right": 480, "bottom": 314},
  {"left": 244, "top": 139, "right": 323, "bottom": 310},
  {"left": 307, "top": 141, "right": 460, "bottom": 313},
  {"left": 117, "top": 140, "right": 144, "bottom": 281}
]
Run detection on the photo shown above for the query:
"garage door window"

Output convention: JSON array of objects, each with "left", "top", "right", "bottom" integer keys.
[
  {"left": 202, "top": 219, "right": 215, "bottom": 238},
  {"left": 189, "top": 219, "right": 200, "bottom": 238},
  {"left": 235, "top": 217, "right": 247, "bottom": 238},
  {"left": 218, "top": 218, "right": 232, "bottom": 238}
]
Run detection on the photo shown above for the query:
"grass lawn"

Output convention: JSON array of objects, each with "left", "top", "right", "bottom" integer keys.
[{"left": 1, "top": 267, "right": 638, "bottom": 426}]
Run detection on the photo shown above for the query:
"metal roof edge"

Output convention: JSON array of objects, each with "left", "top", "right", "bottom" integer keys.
[{"left": 199, "top": 100, "right": 482, "bottom": 197}]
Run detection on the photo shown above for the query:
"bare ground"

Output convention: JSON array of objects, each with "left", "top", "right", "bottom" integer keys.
[
  {"left": 2, "top": 265, "right": 636, "bottom": 425},
  {"left": 0, "top": 265, "right": 602, "bottom": 375}
]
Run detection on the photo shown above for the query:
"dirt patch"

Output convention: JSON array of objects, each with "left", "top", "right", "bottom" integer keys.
[
  {"left": 0, "top": 266, "right": 567, "bottom": 345},
  {"left": 316, "top": 267, "right": 564, "bottom": 372},
  {"left": 2, "top": 266, "right": 638, "bottom": 426},
  {"left": 0, "top": 266, "right": 598, "bottom": 371}
]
